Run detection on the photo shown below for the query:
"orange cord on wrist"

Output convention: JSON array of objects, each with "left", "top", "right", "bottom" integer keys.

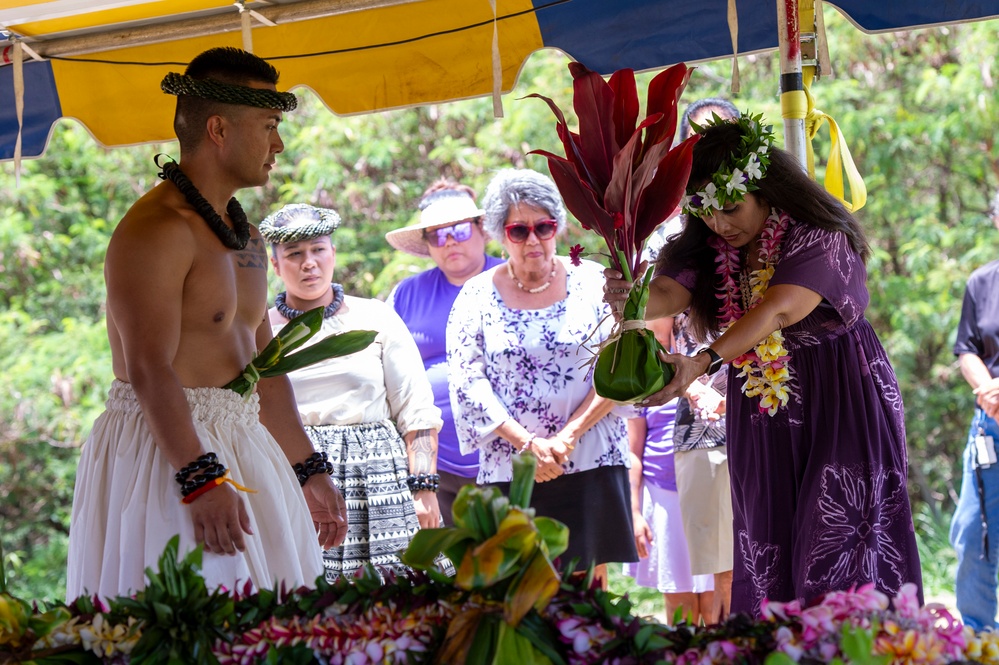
[{"left": 181, "top": 472, "right": 257, "bottom": 505}]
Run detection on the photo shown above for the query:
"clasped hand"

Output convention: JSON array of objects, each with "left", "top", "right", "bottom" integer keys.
[
  {"left": 526, "top": 435, "right": 571, "bottom": 483},
  {"left": 687, "top": 381, "right": 726, "bottom": 420}
]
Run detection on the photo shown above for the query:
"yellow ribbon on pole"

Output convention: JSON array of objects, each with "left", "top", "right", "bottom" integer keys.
[
  {"left": 797, "top": 0, "right": 866, "bottom": 211},
  {"left": 802, "top": 67, "right": 867, "bottom": 212},
  {"left": 780, "top": 88, "right": 808, "bottom": 121}
]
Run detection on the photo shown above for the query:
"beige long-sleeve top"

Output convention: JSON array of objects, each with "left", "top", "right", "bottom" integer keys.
[{"left": 272, "top": 295, "right": 443, "bottom": 434}]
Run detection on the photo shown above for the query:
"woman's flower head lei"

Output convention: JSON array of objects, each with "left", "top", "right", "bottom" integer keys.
[{"left": 682, "top": 112, "right": 774, "bottom": 217}]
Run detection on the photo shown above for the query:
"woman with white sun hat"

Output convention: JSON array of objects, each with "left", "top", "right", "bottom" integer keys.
[{"left": 386, "top": 179, "right": 504, "bottom": 524}]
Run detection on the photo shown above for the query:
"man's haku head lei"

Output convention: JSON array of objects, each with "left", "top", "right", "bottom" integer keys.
[
  {"left": 161, "top": 72, "right": 298, "bottom": 112},
  {"left": 259, "top": 204, "right": 341, "bottom": 244},
  {"left": 681, "top": 112, "right": 775, "bottom": 217}
]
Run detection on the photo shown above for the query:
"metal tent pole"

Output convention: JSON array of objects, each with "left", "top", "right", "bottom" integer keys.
[{"left": 777, "top": 0, "right": 808, "bottom": 170}]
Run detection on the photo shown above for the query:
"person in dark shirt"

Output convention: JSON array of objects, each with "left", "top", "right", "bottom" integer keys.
[{"left": 951, "top": 190, "right": 999, "bottom": 630}]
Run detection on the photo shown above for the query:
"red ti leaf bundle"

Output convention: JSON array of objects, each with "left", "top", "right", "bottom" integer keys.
[{"left": 528, "top": 62, "right": 698, "bottom": 403}]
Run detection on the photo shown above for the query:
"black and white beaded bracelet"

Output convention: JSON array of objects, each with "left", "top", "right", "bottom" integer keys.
[{"left": 406, "top": 473, "right": 441, "bottom": 493}]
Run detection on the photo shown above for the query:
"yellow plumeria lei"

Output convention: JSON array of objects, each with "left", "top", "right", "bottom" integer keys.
[{"left": 709, "top": 208, "right": 793, "bottom": 415}]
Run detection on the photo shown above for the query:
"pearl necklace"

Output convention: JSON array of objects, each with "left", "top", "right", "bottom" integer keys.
[{"left": 507, "top": 259, "right": 557, "bottom": 294}]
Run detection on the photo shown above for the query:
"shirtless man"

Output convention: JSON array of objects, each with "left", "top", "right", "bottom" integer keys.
[{"left": 65, "top": 47, "right": 346, "bottom": 600}]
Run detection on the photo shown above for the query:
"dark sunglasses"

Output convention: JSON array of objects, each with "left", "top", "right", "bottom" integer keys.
[
  {"left": 504, "top": 220, "right": 558, "bottom": 243},
  {"left": 424, "top": 220, "right": 476, "bottom": 247}
]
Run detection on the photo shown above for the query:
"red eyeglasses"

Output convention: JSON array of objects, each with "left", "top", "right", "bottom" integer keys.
[{"left": 504, "top": 220, "right": 558, "bottom": 243}]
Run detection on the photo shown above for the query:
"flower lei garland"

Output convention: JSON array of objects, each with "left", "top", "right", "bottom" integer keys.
[
  {"left": 682, "top": 112, "right": 774, "bottom": 216},
  {"left": 27, "top": 576, "right": 999, "bottom": 664},
  {"left": 762, "top": 583, "right": 968, "bottom": 665},
  {"left": 709, "top": 208, "right": 793, "bottom": 415}
]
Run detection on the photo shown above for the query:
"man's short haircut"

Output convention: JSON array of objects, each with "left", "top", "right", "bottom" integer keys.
[
  {"left": 174, "top": 47, "right": 281, "bottom": 151},
  {"left": 679, "top": 97, "right": 741, "bottom": 141}
]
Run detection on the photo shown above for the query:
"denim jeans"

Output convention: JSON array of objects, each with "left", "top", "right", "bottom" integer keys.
[{"left": 951, "top": 409, "right": 999, "bottom": 630}]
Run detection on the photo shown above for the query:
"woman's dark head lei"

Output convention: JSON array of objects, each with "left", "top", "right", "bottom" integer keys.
[
  {"left": 259, "top": 204, "right": 341, "bottom": 245},
  {"left": 161, "top": 71, "right": 298, "bottom": 111}
]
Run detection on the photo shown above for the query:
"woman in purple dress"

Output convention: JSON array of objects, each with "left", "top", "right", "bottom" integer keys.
[{"left": 604, "top": 113, "right": 922, "bottom": 615}]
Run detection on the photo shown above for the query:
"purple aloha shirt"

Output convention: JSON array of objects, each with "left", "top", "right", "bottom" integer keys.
[{"left": 446, "top": 258, "right": 629, "bottom": 484}]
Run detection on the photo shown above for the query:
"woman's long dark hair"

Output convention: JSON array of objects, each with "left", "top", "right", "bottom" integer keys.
[{"left": 657, "top": 120, "right": 870, "bottom": 342}]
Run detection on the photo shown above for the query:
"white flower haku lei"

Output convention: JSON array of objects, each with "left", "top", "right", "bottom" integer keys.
[
  {"left": 709, "top": 209, "right": 793, "bottom": 415},
  {"left": 682, "top": 112, "right": 774, "bottom": 217}
]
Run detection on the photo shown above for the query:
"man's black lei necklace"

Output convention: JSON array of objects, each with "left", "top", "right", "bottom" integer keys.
[{"left": 156, "top": 156, "right": 250, "bottom": 250}]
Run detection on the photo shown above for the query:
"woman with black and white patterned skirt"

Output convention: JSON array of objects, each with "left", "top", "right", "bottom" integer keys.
[{"left": 260, "top": 203, "right": 451, "bottom": 581}]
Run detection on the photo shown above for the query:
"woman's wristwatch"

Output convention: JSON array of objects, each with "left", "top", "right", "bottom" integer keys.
[{"left": 696, "top": 347, "right": 724, "bottom": 376}]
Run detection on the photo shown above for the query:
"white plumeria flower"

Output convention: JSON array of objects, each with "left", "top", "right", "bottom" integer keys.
[
  {"left": 744, "top": 153, "right": 763, "bottom": 180},
  {"left": 726, "top": 168, "right": 747, "bottom": 196}
]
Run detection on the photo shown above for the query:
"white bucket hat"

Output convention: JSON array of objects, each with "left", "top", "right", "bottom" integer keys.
[{"left": 385, "top": 191, "right": 484, "bottom": 258}]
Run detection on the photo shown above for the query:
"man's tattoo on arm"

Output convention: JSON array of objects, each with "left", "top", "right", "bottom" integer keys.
[
  {"left": 237, "top": 238, "right": 267, "bottom": 269},
  {"left": 409, "top": 429, "right": 436, "bottom": 475}
]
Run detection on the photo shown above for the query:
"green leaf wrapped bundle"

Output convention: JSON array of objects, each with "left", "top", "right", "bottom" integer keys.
[
  {"left": 594, "top": 270, "right": 676, "bottom": 403},
  {"left": 399, "top": 453, "right": 569, "bottom": 663},
  {"left": 224, "top": 307, "right": 376, "bottom": 398}
]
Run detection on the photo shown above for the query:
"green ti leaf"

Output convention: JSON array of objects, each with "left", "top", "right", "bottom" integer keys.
[
  {"left": 509, "top": 452, "right": 538, "bottom": 509},
  {"left": 259, "top": 329, "right": 377, "bottom": 378},
  {"left": 399, "top": 526, "right": 476, "bottom": 570},
  {"left": 533, "top": 517, "right": 569, "bottom": 560},
  {"left": 272, "top": 306, "right": 324, "bottom": 350},
  {"left": 494, "top": 619, "right": 556, "bottom": 665},
  {"left": 840, "top": 620, "right": 892, "bottom": 665}
]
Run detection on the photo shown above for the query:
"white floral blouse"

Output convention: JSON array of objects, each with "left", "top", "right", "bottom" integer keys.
[{"left": 446, "top": 258, "right": 630, "bottom": 483}]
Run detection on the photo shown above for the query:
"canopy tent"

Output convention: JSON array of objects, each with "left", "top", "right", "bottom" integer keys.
[{"left": 2, "top": 0, "right": 999, "bottom": 162}]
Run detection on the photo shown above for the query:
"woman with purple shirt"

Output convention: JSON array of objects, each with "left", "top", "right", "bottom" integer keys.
[
  {"left": 604, "top": 114, "right": 922, "bottom": 614},
  {"left": 386, "top": 180, "right": 504, "bottom": 525}
]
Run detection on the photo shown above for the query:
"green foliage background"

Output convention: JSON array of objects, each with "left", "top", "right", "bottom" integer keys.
[{"left": 2, "top": 10, "right": 997, "bottom": 606}]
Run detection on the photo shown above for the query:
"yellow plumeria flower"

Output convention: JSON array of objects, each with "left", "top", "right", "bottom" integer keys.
[{"left": 763, "top": 365, "right": 790, "bottom": 382}]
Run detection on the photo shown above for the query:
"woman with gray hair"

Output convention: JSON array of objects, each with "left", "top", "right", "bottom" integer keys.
[{"left": 446, "top": 168, "right": 638, "bottom": 586}]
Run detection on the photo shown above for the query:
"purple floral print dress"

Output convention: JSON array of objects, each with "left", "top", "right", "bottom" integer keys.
[{"left": 446, "top": 258, "right": 629, "bottom": 484}]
